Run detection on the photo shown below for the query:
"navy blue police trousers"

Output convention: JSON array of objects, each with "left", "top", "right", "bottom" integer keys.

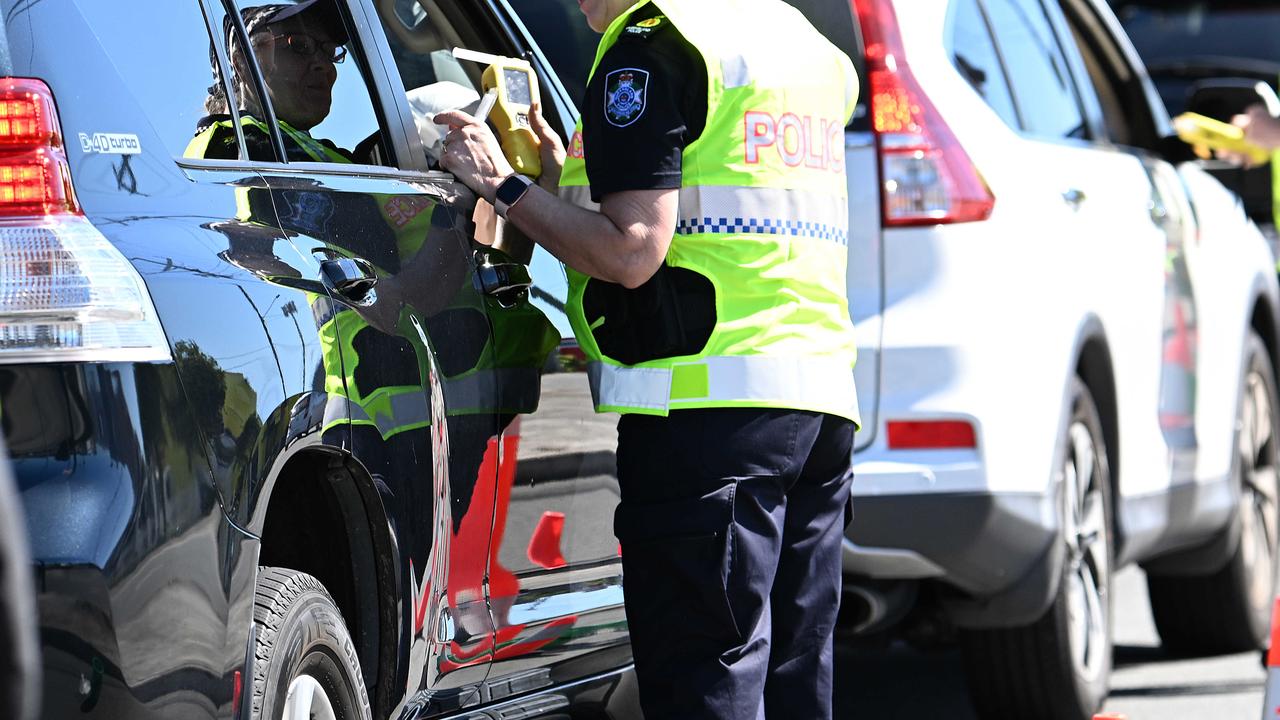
[{"left": 615, "top": 408, "right": 856, "bottom": 720}]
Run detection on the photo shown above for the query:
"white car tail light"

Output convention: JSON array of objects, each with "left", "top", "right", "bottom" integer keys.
[
  {"left": 0, "top": 78, "right": 167, "bottom": 363},
  {"left": 853, "top": 0, "right": 995, "bottom": 226}
]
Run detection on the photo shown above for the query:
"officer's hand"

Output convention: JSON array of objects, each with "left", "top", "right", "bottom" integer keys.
[
  {"left": 1217, "top": 116, "right": 1253, "bottom": 167},
  {"left": 528, "top": 101, "right": 565, "bottom": 191},
  {"left": 434, "top": 109, "right": 515, "bottom": 203},
  {"left": 1238, "top": 104, "right": 1280, "bottom": 152}
]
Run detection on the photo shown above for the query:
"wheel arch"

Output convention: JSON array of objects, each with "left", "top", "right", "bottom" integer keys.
[
  {"left": 1251, "top": 291, "right": 1280, "bottom": 391},
  {"left": 253, "top": 447, "right": 400, "bottom": 720},
  {"left": 1072, "top": 319, "right": 1121, "bottom": 557},
  {"left": 939, "top": 318, "right": 1118, "bottom": 629}
]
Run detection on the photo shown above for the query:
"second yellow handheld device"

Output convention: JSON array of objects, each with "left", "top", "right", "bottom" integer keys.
[
  {"left": 453, "top": 48, "right": 542, "bottom": 178},
  {"left": 1173, "top": 112, "right": 1272, "bottom": 166}
]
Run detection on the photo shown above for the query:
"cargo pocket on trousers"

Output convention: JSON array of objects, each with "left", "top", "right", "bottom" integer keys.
[{"left": 614, "top": 484, "right": 743, "bottom": 647}]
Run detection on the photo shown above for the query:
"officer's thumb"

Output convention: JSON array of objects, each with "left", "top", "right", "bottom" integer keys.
[{"left": 528, "top": 102, "right": 559, "bottom": 147}]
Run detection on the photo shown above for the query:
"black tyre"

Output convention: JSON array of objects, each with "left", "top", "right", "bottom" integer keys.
[
  {"left": 252, "top": 567, "right": 371, "bottom": 720},
  {"left": 0, "top": 440, "right": 39, "bottom": 720},
  {"left": 961, "top": 378, "right": 1113, "bottom": 720},
  {"left": 1147, "top": 331, "right": 1279, "bottom": 654}
]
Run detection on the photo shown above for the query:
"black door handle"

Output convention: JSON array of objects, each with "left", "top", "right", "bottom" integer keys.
[
  {"left": 320, "top": 257, "right": 377, "bottom": 305},
  {"left": 475, "top": 256, "right": 532, "bottom": 307}
]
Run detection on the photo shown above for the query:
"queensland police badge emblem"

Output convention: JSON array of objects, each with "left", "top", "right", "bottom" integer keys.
[{"left": 604, "top": 68, "right": 649, "bottom": 127}]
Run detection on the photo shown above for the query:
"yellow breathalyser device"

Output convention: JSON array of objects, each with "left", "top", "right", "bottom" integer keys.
[
  {"left": 453, "top": 48, "right": 542, "bottom": 178},
  {"left": 1173, "top": 112, "right": 1272, "bottom": 166}
]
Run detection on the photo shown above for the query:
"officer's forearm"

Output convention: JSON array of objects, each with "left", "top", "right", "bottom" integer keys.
[{"left": 504, "top": 185, "right": 675, "bottom": 289}]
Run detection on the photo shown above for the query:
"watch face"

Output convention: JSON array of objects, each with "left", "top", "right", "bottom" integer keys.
[{"left": 497, "top": 175, "right": 530, "bottom": 206}]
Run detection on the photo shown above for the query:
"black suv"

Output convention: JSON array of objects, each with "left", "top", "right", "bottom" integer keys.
[{"left": 0, "top": 0, "right": 640, "bottom": 718}]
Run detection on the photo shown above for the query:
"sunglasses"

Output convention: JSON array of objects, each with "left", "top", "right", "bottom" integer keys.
[{"left": 271, "top": 32, "right": 347, "bottom": 64}]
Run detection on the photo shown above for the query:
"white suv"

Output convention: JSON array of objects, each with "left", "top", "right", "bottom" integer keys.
[{"left": 835, "top": 0, "right": 1280, "bottom": 717}]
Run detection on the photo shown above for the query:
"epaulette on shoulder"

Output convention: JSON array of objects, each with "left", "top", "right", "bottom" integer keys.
[{"left": 620, "top": 14, "right": 669, "bottom": 40}]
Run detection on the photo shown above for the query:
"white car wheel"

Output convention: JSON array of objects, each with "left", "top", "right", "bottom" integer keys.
[{"left": 1148, "top": 331, "right": 1280, "bottom": 653}]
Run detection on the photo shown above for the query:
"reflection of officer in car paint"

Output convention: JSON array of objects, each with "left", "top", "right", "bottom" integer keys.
[{"left": 189, "top": 1, "right": 560, "bottom": 689}]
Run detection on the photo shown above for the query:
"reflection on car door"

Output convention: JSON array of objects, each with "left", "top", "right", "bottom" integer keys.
[
  {"left": 364, "top": 0, "right": 633, "bottom": 697},
  {"left": 226, "top": 0, "right": 510, "bottom": 712},
  {"left": 476, "top": 1, "right": 633, "bottom": 691},
  {"left": 487, "top": 245, "right": 631, "bottom": 691}
]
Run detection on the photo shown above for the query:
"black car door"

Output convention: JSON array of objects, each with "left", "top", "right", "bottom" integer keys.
[
  {"left": 363, "top": 0, "right": 632, "bottom": 699},
  {"left": 221, "top": 0, "right": 512, "bottom": 713}
]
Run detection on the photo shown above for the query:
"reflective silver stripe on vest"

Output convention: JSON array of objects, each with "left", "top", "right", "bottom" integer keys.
[
  {"left": 338, "top": 367, "right": 542, "bottom": 434},
  {"left": 323, "top": 392, "right": 347, "bottom": 430},
  {"left": 344, "top": 390, "right": 432, "bottom": 438},
  {"left": 588, "top": 362, "right": 672, "bottom": 411},
  {"left": 588, "top": 355, "right": 859, "bottom": 420},
  {"left": 442, "top": 367, "right": 543, "bottom": 414},
  {"left": 721, "top": 54, "right": 751, "bottom": 89},
  {"left": 676, "top": 186, "right": 849, "bottom": 245}
]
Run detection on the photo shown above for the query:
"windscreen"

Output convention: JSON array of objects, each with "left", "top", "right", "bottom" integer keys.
[
  {"left": 1111, "top": 2, "right": 1280, "bottom": 65},
  {"left": 1110, "top": 1, "right": 1280, "bottom": 114}
]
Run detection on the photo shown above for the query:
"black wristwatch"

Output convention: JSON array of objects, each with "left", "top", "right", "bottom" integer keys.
[{"left": 494, "top": 173, "right": 534, "bottom": 219}]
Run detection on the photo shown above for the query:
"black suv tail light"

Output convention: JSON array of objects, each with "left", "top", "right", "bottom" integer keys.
[{"left": 0, "top": 78, "right": 169, "bottom": 363}]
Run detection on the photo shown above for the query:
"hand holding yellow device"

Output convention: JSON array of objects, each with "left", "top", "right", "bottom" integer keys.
[
  {"left": 1173, "top": 111, "right": 1272, "bottom": 166},
  {"left": 452, "top": 48, "right": 542, "bottom": 178}
]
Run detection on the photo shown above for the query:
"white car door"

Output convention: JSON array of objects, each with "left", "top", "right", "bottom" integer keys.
[{"left": 981, "top": 0, "right": 1172, "bottom": 498}]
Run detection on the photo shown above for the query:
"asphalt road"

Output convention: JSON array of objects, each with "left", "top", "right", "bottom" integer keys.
[{"left": 833, "top": 566, "right": 1268, "bottom": 719}]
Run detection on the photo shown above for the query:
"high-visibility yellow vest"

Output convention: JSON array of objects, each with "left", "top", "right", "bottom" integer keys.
[
  {"left": 184, "top": 115, "right": 351, "bottom": 163},
  {"left": 560, "top": 0, "right": 861, "bottom": 425}
]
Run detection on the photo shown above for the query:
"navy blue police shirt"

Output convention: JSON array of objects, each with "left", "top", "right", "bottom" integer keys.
[{"left": 582, "top": 6, "right": 707, "bottom": 203}]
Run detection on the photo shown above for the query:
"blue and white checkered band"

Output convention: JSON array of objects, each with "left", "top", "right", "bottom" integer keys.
[
  {"left": 605, "top": 67, "right": 649, "bottom": 127},
  {"left": 675, "top": 217, "right": 848, "bottom": 245},
  {"left": 675, "top": 186, "right": 850, "bottom": 246}
]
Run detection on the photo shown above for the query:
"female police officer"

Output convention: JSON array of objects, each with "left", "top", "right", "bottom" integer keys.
[{"left": 437, "top": 1, "right": 860, "bottom": 717}]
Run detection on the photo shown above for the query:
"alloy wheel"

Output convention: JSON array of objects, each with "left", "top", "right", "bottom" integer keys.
[
  {"left": 283, "top": 672, "right": 338, "bottom": 720},
  {"left": 1238, "top": 369, "right": 1279, "bottom": 614},
  {"left": 1062, "top": 420, "right": 1109, "bottom": 683}
]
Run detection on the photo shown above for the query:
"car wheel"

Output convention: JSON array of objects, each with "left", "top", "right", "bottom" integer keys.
[
  {"left": 1147, "top": 331, "right": 1279, "bottom": 654},
  {"left": 961, "top": 377, "right": 1113, "bottom": 720},
  {"left": 252, "top": 567, "right": 371, "bottom": 720}
]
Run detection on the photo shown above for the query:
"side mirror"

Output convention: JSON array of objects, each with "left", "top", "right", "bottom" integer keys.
[{"left": 1185, "top": 78, "right": 1280, "bottom": 123}]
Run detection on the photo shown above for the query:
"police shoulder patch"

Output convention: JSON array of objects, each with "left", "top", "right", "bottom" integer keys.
[{"left": 604, "top": 67, "right": 649, "bottom": 127}]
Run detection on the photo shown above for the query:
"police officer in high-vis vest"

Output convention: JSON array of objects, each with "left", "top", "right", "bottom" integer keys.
[{"left": 437, "top": 0, "right": 859, "bottom": 717}]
